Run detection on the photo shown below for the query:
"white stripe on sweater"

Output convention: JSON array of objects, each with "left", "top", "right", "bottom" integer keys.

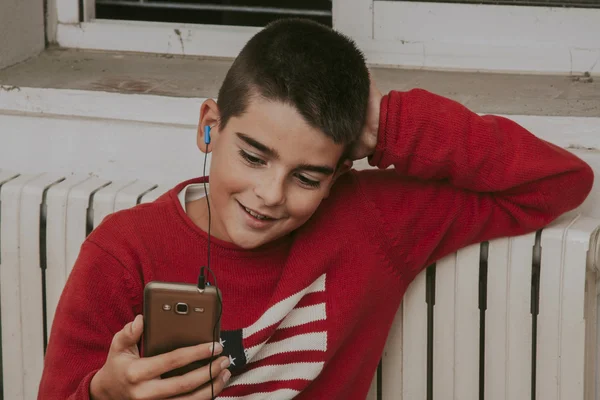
[
  {"left": 228, "top": 362, "right": 324, "bottom": 386},
  {"left": 246, "top": 331, "right": 327, "bottom": 363},
  {"left": 243, "top": 275, "right": 326, "bottom": 338},
  {"left": 279, "top": 303, "right": 326, "bottom": 329},
  {"left": 219, "top": 388, "right": 300, "bottom": 400}
]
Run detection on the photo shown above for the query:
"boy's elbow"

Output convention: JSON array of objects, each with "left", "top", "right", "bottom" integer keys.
[
  {"left": 558, "top": 161, "right": 594, "bottom": 213},
  {"left": 576, "top": 162, "right": 594, "bottom": 207}
]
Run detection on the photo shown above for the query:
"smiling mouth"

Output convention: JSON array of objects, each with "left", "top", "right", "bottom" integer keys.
[{"left": 238, "top": 202, "right": 277, "bottom": 221}]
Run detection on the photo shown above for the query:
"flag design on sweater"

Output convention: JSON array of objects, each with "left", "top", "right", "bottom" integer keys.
[{"left": 218, "top": 274, "right": 328, "bottom": 399}]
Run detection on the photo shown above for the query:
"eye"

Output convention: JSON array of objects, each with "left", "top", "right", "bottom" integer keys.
[
  {"left": 296, "top": 174, "right": 321, "bottom": 189},
  {"left": 239, "top": 150, "right": 266, "bottom": 166}
]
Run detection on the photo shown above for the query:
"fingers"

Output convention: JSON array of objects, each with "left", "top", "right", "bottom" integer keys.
[
  {"left": 110, "top": 315, "right": 144, "bottom": 353},
  {"left": 127, "top": 342, "right": 223, "bottom": 384},
  {"left": 174, "top": 368, "right": 232, "bottom": 400},
  {"left": 132, "top": 355, "right": 231, "bottom": 400}
]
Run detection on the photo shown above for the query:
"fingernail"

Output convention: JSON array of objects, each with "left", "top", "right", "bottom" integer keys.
[
  {"left": 222, "top": 369, "right": 231, "bottom": 383},
  {"left": 132, "top": 315, "right": 140, "bottom": 332},
  {"left": 220, "top": 358, "right": 230, "bottom": 369},
  {"left": 209, "top": 342, "right": 223, "bottom": 354}
]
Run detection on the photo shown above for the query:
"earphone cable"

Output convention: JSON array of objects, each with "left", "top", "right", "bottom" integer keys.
[{"left": 200, "top": 130, "right": 223, "bottom": 400}]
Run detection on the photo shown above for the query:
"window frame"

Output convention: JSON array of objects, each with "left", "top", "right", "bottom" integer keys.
[{"left": 52, "top": 0, "right": 600, "bottom": 74}]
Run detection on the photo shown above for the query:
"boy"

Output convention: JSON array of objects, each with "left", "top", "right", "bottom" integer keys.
[{"left": 38, "top": 18, "right": 593, "bottom": 400}]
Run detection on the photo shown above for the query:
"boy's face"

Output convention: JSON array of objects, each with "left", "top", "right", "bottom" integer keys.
[{"left": 198, "top": 97, "right": 348, "bottom": 249}]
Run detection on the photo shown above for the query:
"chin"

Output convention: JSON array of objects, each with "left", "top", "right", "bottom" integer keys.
[
  {"left": 229, "top": 231, "right": 271, "bottom": 250},
  {"left": 233, "top": 238, "right": 261, "bottom": 250},
  {"left": 235, "top": 238, "right": 271, "bottom": 250},
  {"left": 230, "top": 228, "right": 292, "bottom": 250}
]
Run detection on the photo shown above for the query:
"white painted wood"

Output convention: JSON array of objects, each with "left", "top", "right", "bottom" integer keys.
[
  {"left": 65, "top": 177, "right": 110, "bottom": 274},
  {"left": 46, "top": 0, "right": 59, "bottom": 43},
  {"left": 0, "top": 168, "right": 21, "bottom": 400},
  {"left": 433, "top": 253, "right": 457, "bottom": 398},
  {"left": 56, "top": 0, "right": 79, "bottom": 24},
  {"left": 0, "top": 170, "right": 20, "bottom": 186},
  {"left": 503, "top": 233, "right": 536, "bottom": 399},
  {"left": 0, "top": 173, "right": 43, "bottom": 400},
  {"left": 484, "top": 238, "right": 510, "bottom": 400},
  {"left": 453, "top": 244, "right": 480, "bottom": 400},
  {"left": 374, "top": 2, "right": 600, "bottom": 50},
  {"left": 82, "top": 0, "right": 95, "bottom": 21},
  {"left": 369, "top": 1, "right": 600, "bottom": 74},
  {"left": 0, "top": 113, "right": 204, "bottom": 185},
  {"left": 382, "top": 304, "right": 403, "bottom": 399},
  {"left": 585, "top": 222, "right": 600, "bottom": 400},
  {"left": 559, "top": 217, "right": 598, "bottom": 399},
  {"left": 56, "top": 20, "right": 260, "bottom": 58},
  {"left": 485, "top": 234, "right": 536, "bottom": 400},
  {"left": 380, "top": 41, "right": 599, "bottom": 76},
  {"left": 332, "top": 0, "right": 372, "bottom": 40},
  {"left": 3, "top": 89, "right": 600, "bottom": 156},
  {"left": 92, "top": 180, "right": 136, "bottom": 229},
  {"left": 114, "top": 180, "right": 157, "bottom": 212},
  {"left": 596, "top": 278, "right": 600, "bottom": 399},
  {"left": 18, "top": 174, "right": 65, "bottom": 399},
  {"left": 45, "top": 175, "right": 93, "bottom": 339},
  {"left": 402, "top": 270, "right": 427, "bottom": 399},
  {"left": 366, "top": 373, "right": 378, "bottom": 400},
  {"left": 537, "top": 214, "right": 579, "bottom": 400},
  {"left": 0, "top": 87, "right": 202, "bottom": 126},
  {"left": 139, "top": 184, "right": 173, "bottom": 204},
  {"left": 584, "top": 268, "right": 597, "bottom": 400},
  {"left": 50, "top": 0, "right": 600, "bottom": 73}
]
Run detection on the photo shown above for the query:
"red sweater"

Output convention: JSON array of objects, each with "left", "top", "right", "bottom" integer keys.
[{"left": 39, "top": 90, "right": 593, "bottom": 399}]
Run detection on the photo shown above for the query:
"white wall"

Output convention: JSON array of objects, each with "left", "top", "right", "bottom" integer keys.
[
  {"left": 0, "top": 0, "right": 45, "bottom": 69},
  {"left": 0, "top": 88, "right": 206, "bottom": 185},
  {"left": 1, "top": 88, "right": 600, "bottom": 216},
  {"left": 0, "top": 113, "right": 204, "bottom": 186}
]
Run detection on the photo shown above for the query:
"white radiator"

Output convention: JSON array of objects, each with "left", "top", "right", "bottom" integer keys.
[{"left": 0, "top": 169, "right": 599, "bottom": 400}]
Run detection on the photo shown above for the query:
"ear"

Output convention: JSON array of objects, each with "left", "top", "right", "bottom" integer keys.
[
  {"left": 197, "top": 99, "right": 220, "bottom": 154},
  {"left": 324, "top": 159, "right": 353, "bottom": 198}
]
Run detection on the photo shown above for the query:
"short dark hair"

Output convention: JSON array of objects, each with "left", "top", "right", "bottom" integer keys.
[{"left": 217, "top": 18, "right": 370, "bottom": 148}]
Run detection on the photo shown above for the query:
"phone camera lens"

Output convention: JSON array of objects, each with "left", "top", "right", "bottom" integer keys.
[{"left": 175, "top": 303, "right": 189, "bottom": 315}]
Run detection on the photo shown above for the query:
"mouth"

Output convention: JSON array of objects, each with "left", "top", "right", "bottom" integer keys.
[{"left": 238, "top": 201, "right": 278, "bottom": 221}]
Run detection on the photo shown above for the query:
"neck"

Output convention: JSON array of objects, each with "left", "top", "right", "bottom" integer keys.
[{"left": 187, "top": 194, "right": 229, "bottom": 243}]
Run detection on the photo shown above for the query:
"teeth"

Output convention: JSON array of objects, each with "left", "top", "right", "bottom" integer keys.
[{"left": 245, "top": 206, "right": 269, "bottom": 220}]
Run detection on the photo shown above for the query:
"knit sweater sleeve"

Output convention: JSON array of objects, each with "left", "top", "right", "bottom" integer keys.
[
  {"left": 37, "top": 239, "right": 142, "bottom": 400},
  {"left": 357, "top": 89, "right": 594, "bottom": 281}
]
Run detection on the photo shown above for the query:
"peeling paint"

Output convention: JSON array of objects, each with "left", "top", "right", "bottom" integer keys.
[
  {"left": 173, "top": 29, "right": 185, "bottom": 54},
  {"left": 571, "top": 72, "right": 594, "bottom": 83},
  {"left": 567, "top": 144, "right": 599, "bottom": 152},
  {"left": 0, "top": 85, "right": 21, "bottom": 92}
]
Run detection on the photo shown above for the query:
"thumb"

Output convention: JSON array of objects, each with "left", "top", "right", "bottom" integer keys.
[
  {"left": 130, "top": 314, "right": 144, "bottom": 340},
  {"left": 112, "top": 315, "right": 144, "bottom": 353}
]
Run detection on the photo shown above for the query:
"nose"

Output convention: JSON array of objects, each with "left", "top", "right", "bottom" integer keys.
[{"left": 254, "top": 177, "right": 286, "bottom": 207}]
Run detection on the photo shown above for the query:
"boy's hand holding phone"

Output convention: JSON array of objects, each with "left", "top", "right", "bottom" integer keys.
[{"left": 90, "top": 315, "right": 231, "bottom": 400}]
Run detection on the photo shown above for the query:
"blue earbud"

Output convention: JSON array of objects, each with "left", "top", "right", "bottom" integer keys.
[{"left": 204, "top": 125, "right": 211, "bottom": 145}]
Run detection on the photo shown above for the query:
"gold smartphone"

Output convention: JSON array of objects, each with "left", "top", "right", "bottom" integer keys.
[{"left": 142, "top": 281, "right": 221, "bottom": 378}]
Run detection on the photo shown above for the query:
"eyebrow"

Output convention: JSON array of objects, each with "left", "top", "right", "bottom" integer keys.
[
  {"left": 297, "top": 164, "right": 335, "bottom": 176},
  {"left": 236, "top": 132, "right": 335, "bottom": 176},
  {"left": 236, "top": 132, "right": 279, "bottom": 159}
]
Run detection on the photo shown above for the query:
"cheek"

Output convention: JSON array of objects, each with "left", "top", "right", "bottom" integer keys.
[
  {"left": 210, "top": 152, "right": 247, "bottom": 193},
  {"left": 286, "top": 191, "right": 324, "bottom": 221}
]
